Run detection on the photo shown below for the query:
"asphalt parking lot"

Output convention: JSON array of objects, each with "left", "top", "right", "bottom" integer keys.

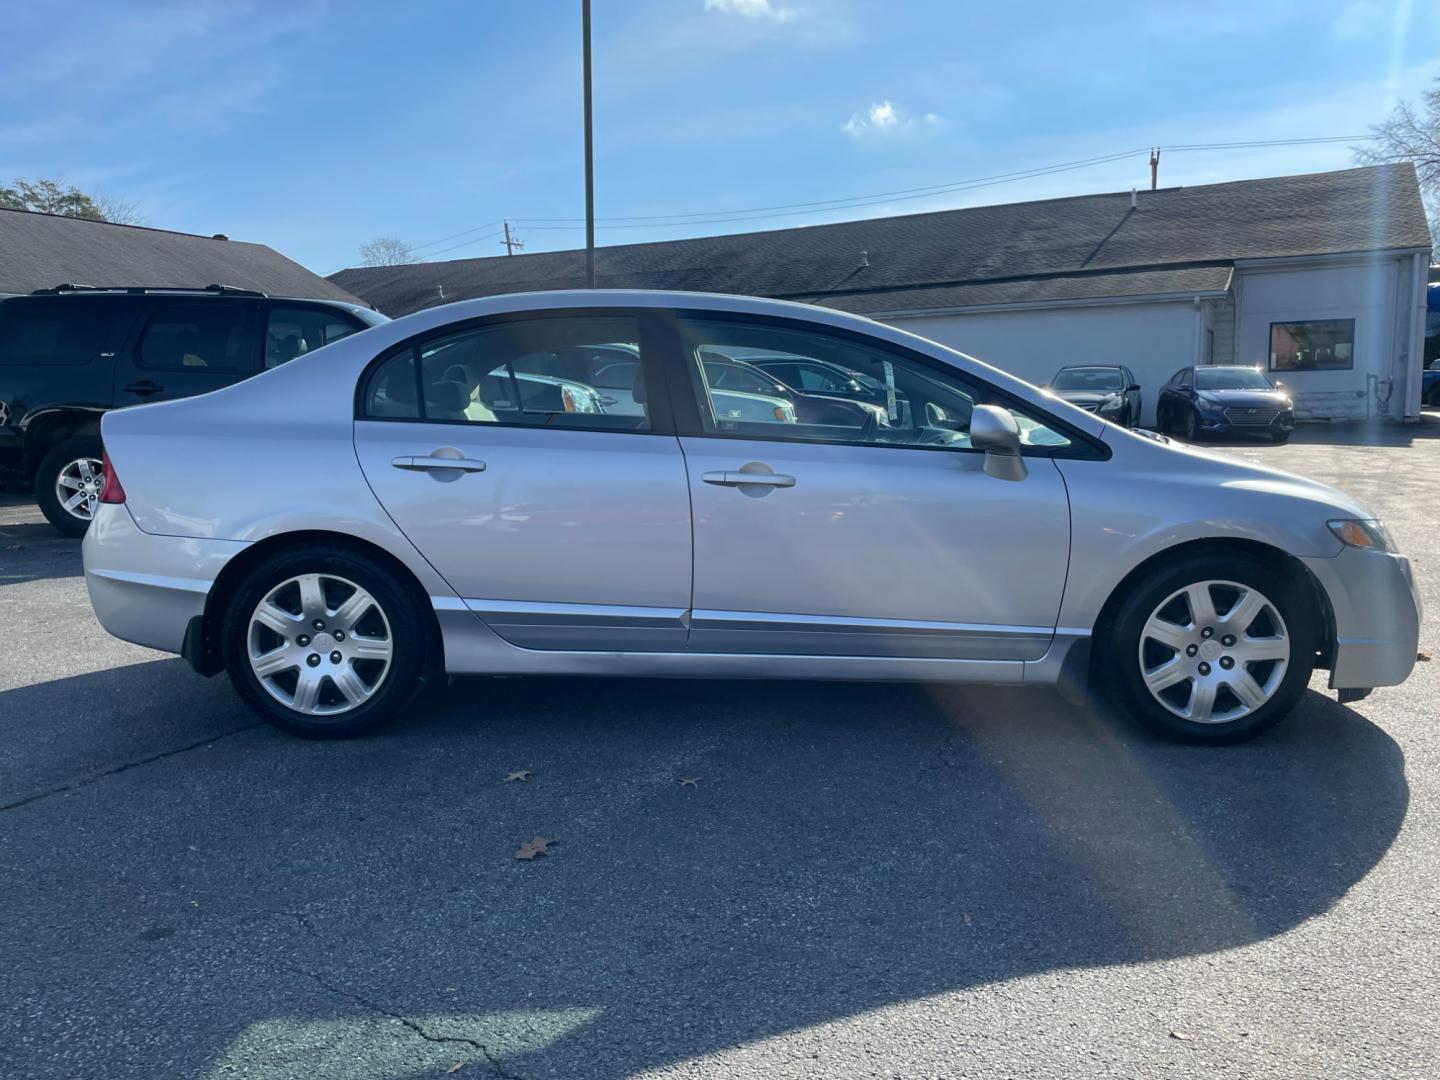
[{"left": 1, "top": 419, "right": 1437, "bottom": 1080}]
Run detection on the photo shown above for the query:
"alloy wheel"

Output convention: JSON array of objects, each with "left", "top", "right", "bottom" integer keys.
[
  {"left": 247, "top": 573, "right": 394, "bottom": 716},
  {"left": 54, "top": 457, "right": 105, "bottom": 522},
  {"left": 1137, "top": 579, "right": 1290, "bottom": 724}
]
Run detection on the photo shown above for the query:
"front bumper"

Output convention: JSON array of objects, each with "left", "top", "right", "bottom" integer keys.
[
  {"left": 82, "top": 503, "right": 248, "bottom": 654},
  {"left": 1302, "top": 546, "right": 1422, "bottom": 690},
  {"left": 1197, "top": 409, "right": 1295, "bottom": 435}
]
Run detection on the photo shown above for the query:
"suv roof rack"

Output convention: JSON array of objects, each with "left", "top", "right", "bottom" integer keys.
[{"left": 31, "top": 283, "right": 268, "bottom": 298}]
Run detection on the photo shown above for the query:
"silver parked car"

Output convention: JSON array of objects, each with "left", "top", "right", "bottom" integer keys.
[{"left": 83, "top": 291, "right": 1422, "bottom": 743}]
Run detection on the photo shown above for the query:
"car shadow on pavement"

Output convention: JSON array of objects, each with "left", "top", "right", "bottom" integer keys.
[
  {"left": 0, "top": 670, "right": 1409, "bottom": 1079},
  {"left": 0, "top": 521, "right": 82, "bottom": 586}
]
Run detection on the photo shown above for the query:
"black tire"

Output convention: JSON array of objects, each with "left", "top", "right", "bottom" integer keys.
[
  {"left": 1271, "top": 431, "right": 1292, "bottom": 444},
  {"left": 221, "top": 545, "right": 431, "bottom": 739},
  {"left": 1184, "top": 408, "right": 1200, "bottom": 441},
  {"left": 1097, "top": 552, "right": 1317, "bottom": 745},
  {"left": 35, "top": 436, "right": 105, "bottom": 537}
]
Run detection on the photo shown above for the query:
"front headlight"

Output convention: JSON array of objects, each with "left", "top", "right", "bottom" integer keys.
[
  {"left": 1098, "top": 394, "right": 1125, "bottom": 412},
  {"left": 1328, "top": 519, "right": 1397, "bottom": 553}
]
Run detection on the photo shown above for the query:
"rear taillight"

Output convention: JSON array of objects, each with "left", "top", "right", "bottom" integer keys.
[{"left": 100, "top": 451, "right": 126, "bottom": 504}]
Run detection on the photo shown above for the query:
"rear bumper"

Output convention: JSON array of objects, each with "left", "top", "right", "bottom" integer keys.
[
  {"left": 1302, "top": 547, "right": 1422, "bottom": 690},
  {"left": 82, "top": 503, "right": 247, "bottom": 654}
]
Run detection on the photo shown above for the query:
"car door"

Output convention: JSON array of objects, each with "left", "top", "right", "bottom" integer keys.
[
  {"left": 351, "top": 311, "right": 694, "bottom": 651},
  {"left": 111, "top": 298, "right": 260, "bottom": 407},
  {"left": 1157, "top": 368, "right": 1186, "bottom": 428},
  {"left": 663, "top": 313, "right": 1079, "bottom": 661}
]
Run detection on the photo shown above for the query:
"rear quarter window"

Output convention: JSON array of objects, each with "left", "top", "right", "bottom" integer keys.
[{"left": 0, "top": 298, "right": 125, "bottom": 366}]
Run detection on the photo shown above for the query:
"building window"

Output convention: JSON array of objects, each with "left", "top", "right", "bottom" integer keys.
[{"left": 1269, "top": 319, "right": 1354, "bottom": 372}]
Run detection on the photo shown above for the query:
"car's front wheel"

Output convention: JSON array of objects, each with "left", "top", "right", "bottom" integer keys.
[
  {"left": 35, "top": 436, "right": 105, "bottom": 537},
  {"left": 221, "top": 546, "right": 430, "bottom": 738},
  {"left": 1099, "top": 552, "right": 1317, "bottom": 744},
  {"left": 1184, "top": 408, "right": 1200, "bottom": 441}
]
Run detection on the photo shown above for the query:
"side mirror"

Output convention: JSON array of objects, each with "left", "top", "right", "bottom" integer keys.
[
  {"left": 1129, "top": 383, "right": 1141, "bottom": 392},
  {"left": 970, "top": 404, "right": 1027, "bottom": 481}
]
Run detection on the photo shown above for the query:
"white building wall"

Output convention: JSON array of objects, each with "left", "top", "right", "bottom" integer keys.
[
  {"left": 885, "top": 300, "right": 1198, "bottom": 426},
  {"left": 1232, "top": 257, "right": 1415, "bottom": 420}
]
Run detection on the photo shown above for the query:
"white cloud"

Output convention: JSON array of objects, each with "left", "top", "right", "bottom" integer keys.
[
  {"left": 842, "top": 101, "right": 940, "bottom": 138},
  {"left": 704, "top": 0, "right": 797, "bottom": 22}
]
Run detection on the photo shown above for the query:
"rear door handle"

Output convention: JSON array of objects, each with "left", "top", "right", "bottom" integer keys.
[
  {"left": 124, "top": 380, "right": 164, "bottom": 395},
  {"left": 392, "top": 455, "right": 487, "bottom": 473},
  {"left": 701, "top": 470, "right": 796, "bottom": 488}
]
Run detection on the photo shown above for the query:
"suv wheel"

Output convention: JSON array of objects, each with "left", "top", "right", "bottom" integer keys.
[
  {"left": 221, "top": 546, "right": 430, "bottom": 739},
  {"left": 1099, "top": 553, "right": 1316, "bottom": 744},
  {"left": 35, "top": 436, "right": 106, "bottom": 537}
]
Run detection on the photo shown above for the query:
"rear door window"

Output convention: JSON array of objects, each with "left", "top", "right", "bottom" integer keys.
[
  {"left": 0, "top": 298, "right": 128, "bottom": 366},
  {"left": 265, "top": 305, "right": 367, "bottom": 368},
  {"left": 138, "top": 302, "right": 255, "bottom": 373}
]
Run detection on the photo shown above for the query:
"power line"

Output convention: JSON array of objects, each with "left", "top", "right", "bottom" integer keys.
[
  {"left": 515, "top": 147, "right": 1150, "bottom": 226},
  {"left": 508, "top": 134, "right": 1380, "bottom": 233},
  {"left": 418, "top": 229, "right": 505, "bottom": 258},
  {"left": 409, "top": 218, "right": 505, "bottom": 253}
]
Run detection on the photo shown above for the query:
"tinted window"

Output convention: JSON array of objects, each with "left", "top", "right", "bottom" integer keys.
[
  {"left": 680, "top": 318, "right": 1069, "bottom": 451},
  {"left": 139, "top": 303, "right": 252, "bottom": 373},
  {"left": 363, "top": 316, "right": 649, "bottom": 432},
  {"left": 1195, "top": 367, "right": 1274, "bottom": 391},
  {"left": 1052, "top": 368, "right": 1124, "bottom": 392},
  {"left": 0, "top": 298, "right": 124, "bottom": 367},
  {"left": 265, "top": 306, "right": 365, "bottom": 369}
]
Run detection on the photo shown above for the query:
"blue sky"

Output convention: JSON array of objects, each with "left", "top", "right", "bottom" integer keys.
[{"left": 1, "top": 0, "right": 1436, "bottom": 274}]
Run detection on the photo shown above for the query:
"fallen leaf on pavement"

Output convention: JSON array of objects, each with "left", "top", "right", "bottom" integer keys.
[
  {"left": 504, "top": 770, "right": 531, "bottom": 782},
  {"left": 1169, "top": 1031, "right": 1191, "bottom": 1041},
  {"left": 515, "top": 836, "right": 555, "bottom": 860},
  {"left": 1418, "top": 652, "right": 1431, "bottom": 662},
  {"left": 678, "top": 777, "right": 701, "bottom": 787},
  {"left": 448, "top": 1061, "right": 465, "bottom": 1073}
]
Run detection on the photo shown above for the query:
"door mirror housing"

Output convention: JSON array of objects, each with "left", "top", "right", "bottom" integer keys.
[
  {"left": 970, "top": 404, "right": 1027, "bottom": 481},
  {"left": 1128, "top": 383, "right": 1141, "bottom": 392}
]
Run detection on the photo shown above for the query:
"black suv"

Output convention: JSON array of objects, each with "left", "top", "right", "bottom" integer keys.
[{"left": 0, "top": 285, "right": 386, "bottom": 535}]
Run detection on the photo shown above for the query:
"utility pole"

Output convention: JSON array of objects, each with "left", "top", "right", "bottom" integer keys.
[
  {"left": 501, "top": 221, "right": 523, "bottom": 256},
  {"left": 582, "top": 0, "right": 596, "bottom": 288},
  {"left": 1149, "top": 147, "right": 1160, "bottom": 191}
]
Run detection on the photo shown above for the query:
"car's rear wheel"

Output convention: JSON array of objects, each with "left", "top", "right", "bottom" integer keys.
[
  {"left": 1099, "top": 553, "right": 1316, "bottom": 744},
  {"left": 221, "top": 546, "right": 429, "bottom": 738},
  {"left": 35, "top": 436, "right": 105, "bottom": 537}
]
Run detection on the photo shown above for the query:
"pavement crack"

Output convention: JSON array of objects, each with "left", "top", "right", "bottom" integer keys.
[
  {"left": 285, "top": 966, "right": 526, "bottom": 1079},
  {"left": 0, "top": 723, "right": 263, "bottom": 812}
]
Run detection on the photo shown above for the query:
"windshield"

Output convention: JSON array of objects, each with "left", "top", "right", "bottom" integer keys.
[
  {"left": 1052, "top": 368, "right": 1123, "bottom": 392},
  {"left": 1196, "top": 368, "right": 1274, "bottom": 391}
]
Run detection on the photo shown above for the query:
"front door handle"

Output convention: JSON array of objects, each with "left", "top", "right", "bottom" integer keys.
[
  {"left": 701, "top": 470, "right": 795, "bottom": 488},
  {"left": 392, "top": 455, "right": 487, "bottom": 473},
  {"left": 124, "top": 380, "right": 164, "bottom": 396}
]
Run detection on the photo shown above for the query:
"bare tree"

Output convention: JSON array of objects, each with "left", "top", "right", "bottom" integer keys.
[
  {"left": 92, "top": 192, "right": 146, "bottom": 226},
  {"left": 1355, "top": 78, "right": 1440, "bottom": 249},
  {"left": 359, "top": 237, "right": 419, "bottom": 266}
]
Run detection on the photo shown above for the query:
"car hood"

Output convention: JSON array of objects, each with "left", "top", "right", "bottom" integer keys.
[{"left": 1196, "top": 389, "right": 1292, "bottom": 408}]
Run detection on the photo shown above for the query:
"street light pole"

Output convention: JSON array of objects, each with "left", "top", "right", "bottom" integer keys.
[{"left": 582, "top": 0, "right": 596, "bottom": 288}]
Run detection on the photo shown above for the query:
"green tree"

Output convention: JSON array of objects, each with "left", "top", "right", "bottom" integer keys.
[{"left": 0, "top": 177, "right": 143, "bottom": 224}]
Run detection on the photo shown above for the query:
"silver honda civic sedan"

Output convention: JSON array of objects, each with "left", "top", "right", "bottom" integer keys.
[{"left": 82, "top": 290, "right": 1422, "bottom": 743}]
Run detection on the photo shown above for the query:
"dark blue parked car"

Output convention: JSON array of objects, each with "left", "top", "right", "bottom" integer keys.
[{"left": 1156, "top": 365, "right": 1296, "bottom": 443}]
